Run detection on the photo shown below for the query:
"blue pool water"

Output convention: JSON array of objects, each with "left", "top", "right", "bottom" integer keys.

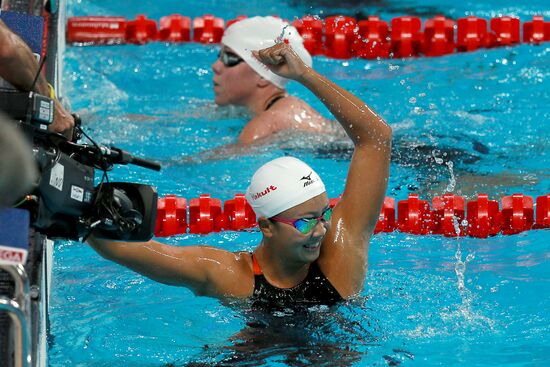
[{"left": 50, "top": 0, "right": 549, "bottom": 366}]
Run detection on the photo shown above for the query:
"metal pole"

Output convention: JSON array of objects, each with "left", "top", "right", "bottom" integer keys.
[
  {"left": 0, "top": 297, "right": 30, "bottom": 367},
  {"left": 0, "top": 265, "right": 30, "bottom": 316},
  {"left": 0, "top": 265, "right": 32, "bottom": 367}
]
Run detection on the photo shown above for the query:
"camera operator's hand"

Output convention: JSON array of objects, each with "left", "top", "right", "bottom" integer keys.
[
  {"left": 50, "top": 98, "right": 75, "bottom": 137},
  {"left": 1, "top": 20, "right": 74, "bottom": 139}
]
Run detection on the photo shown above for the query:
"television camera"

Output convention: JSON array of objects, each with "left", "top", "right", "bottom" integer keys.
[{"left": 0, "top": 90, "right": 159, "bottom": 241}]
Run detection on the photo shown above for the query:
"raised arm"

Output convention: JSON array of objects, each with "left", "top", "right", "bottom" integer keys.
[
  {"left": 255, "top": 44, "right": 392, "bottom": 296},
  {"left": 299, "top": 67, "right": 392, "bottom": 235},
  {"left": 87, "top": 237, "right": 254, "bottom": 298},
  {"left": 0, "top": 20, "right": 74, "bottom": 135}
]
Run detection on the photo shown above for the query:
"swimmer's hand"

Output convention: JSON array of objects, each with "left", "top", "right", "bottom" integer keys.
[{"left": 253, "top": 43, "right": 310, "bottom": 81}]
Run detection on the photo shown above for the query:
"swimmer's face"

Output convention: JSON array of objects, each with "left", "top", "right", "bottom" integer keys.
[
  {"left": 212, "top": 46, "right": 261, "bottom": 106},
  {"left": 268, "top": 193, "right": 331, "bottom": 263}
]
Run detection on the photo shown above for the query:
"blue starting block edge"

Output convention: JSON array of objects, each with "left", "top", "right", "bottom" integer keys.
[
  {"left": 0, "top": 10, "right": 44, "bottom": 55},
  {"left": 0, "top": 208, "right": 30, "bottom": 265}
]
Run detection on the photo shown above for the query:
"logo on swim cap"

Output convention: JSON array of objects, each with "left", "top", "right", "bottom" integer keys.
[
  {"left": 300, "top": 171, "right": 317, "bottom": 188},
  {"left": 301, "top": 172, "right": 312, "bottom": 181},
  {"left": 251, "top": 185, "right": 278, "bottom": 201}
]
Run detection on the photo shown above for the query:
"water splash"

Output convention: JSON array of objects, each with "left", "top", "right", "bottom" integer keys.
[
  {"left": 454, "top": 239, "right": 475, "bottom": 294},
  {"left": 431, "top": 150, "right": 456, "bottom": 192},
  {"left": 448, "top": 234, "right": 495, "bottom": 330},
  {"left": 444, "top": 161, "right": 456, "bottom": 192}
]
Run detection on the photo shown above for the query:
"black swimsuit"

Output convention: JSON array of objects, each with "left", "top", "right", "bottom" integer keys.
[
  {"left": 264, "top": 94, "right": 286, "bottom": 110},
  {"left": 249, "top": 253, "right": 343, "bottom": 310}
]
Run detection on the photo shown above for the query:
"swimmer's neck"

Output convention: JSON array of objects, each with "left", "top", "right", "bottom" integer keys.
[
  {"left": 254, "top": 240, "right": 310, "bottom": 288},
  {"left": 247, "top": 88, "right": 287, "bottom": 116}
]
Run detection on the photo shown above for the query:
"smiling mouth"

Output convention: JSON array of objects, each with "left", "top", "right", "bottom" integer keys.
[{"left": 303, "top": 242, "right": 320, "bottom": 250}]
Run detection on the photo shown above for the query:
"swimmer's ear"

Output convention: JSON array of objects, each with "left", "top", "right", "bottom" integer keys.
[{"left": 258, "top": 217, "right": 274, "bottom": 237}]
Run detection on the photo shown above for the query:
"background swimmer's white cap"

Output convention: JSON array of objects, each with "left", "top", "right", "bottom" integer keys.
[
  {"left": 221, "top": 16, "right": 312, "bottom": 89},
  {"left": 245, "top": 156, "right": 325, "bottom": 218}
]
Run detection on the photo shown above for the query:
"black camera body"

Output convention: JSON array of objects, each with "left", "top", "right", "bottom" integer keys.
[{"left": 1, "top": 91, "right": 159, "bottom": 241}]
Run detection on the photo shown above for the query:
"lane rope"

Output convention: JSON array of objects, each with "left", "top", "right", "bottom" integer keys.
[
  {"left": 66, "top": 14, "right": 549, "bottom": 58},
  {"left": 154, "top": 193, "right": 550, "bottom": 237}
]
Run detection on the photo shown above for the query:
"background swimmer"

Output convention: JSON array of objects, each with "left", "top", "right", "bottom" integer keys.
[{"left": 212, "top": 16, "right": 334, "bottom": 145}]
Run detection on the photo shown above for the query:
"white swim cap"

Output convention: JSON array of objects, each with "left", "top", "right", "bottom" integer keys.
[
  {"left": 221, "top": 16, "right": 312, "bottom": 89},
  {"left": 245, "top": 156, "right": 326, "bottom": 218}
]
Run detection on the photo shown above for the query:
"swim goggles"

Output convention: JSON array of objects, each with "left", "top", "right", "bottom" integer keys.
[
  {"left": 218, "top": 50, "right": 244, "bottom": 67},
  {"left": 270, "top": 207, "right": 333, "bottom": 235}
]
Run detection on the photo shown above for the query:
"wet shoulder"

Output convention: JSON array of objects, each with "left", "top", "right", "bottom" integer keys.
[
  {"left": 273, "top": 96, "right": 318, "bottom": 115},
  {"left": 232, "top": 250, "right": 256, "bottom": 281},
  {"left": 268, "top": 96, "right": 331, "bottom": 131},
  {"left": 210, "top": 250, "right": 255, "bottom": 298}
]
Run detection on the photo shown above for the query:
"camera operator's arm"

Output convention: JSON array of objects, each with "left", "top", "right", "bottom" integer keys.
[
  {"left": 87, "top": 237, "right": 253, "bottom": 298},
  {"left": 0, "top": 19, "right": 74, "bottom": 135}
]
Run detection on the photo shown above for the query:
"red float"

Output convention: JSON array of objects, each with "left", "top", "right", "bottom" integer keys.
[
  {"left": 356, "top": 16, "right": 390, "bottom": 59},
  {"left": 457, "top": 16, "right": 488, "bottom": 52},
  {"left": 432, "top": 194, "right": 465, "bottom": 236},
  {"left": 223, "top": 194, "right": 256, "bottom": 230},
  {"left": 188, "top": 194, "right": 222, "bottom": 234},
  {"left": 397, "top": 194, "right": 432, "bottom": 235},
  {"left": 466, "top": 194, "right": 501, "bottom": 238},
  {"left": 501, "top": 194, "right": 534, "bottom": 235},
  {"left": 488, "top": 16, "right": 520, "bottom": 47},
  {"left": 292, "top": 16, "right": 324, "bottom": 56},
  {"left": 534, "top": 194, "right": 550, "bottom": 229},
  {"left": 159, "top": 14, "right": 191, "bottom": 42},
  {"left": 126, "top": 15, "right": 158, "bottom": 44},
  {"left": 66, "top": 16, "right": 127, "bottom": 45},
  {"left": 155, "top": 195, "right": 187, "bottom": 237},
  {"left": 422, "top": 16, "right": 455, "bottom": 56},
  {"left": 390, "top": 16, "right": 422, "bottom": 58},
  {"left": 324, "top": 15, "right": 358, "bottom": 59},
  {"left": 193, "top": 14, "right": 224, "bottom": 44},
  {"left": 374, "top": 197, "right": 396, "bottom": 233},
  {"left": 523, "top": 16, "right": 549, "bottom": 44}
]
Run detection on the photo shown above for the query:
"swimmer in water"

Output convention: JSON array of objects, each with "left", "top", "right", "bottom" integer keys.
[
  {"left": 212, "top": 16, "right": 332, "bottom": 145},
  {"left": 88, "top": 40, "right": 392, "bottom": 310}
]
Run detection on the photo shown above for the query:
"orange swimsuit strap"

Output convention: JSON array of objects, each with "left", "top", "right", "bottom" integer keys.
[{"left": 251, "top": 253, "right": 263, "bottom": 275}]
